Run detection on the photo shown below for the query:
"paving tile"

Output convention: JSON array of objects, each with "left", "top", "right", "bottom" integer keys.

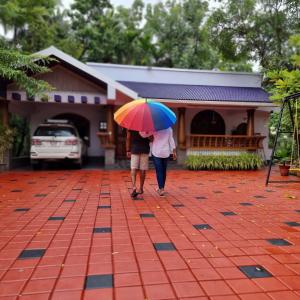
[
  {"left": 114, "top": 273, "right": 141, "bottom": 287},
  {"left": 22, "top": 278, "right": 56, "bottom": 294},
  {"left": 226, "top": 279, "right": 263, "bottom": 294},
  {"left": 200, "top": 280, "right": 234, "bottom": 296},
  {"left": 141, "top": 271, "right": 169, "bottom": 285},
  {"left": 93, "top": 227, "right": 112, "bottom": 234},
  {"left": 145, "top": 284, "right": 175, "bottom": 299},
  {"left": 14, "top": 208, "right": 30, "bottom": 212},
  {"left": 48, "top": 217, "right": 65, "bottom": 221},
  {"left": 221, "top": 211, "right": 237, "bottom": 216},
  {"left": 98, "top": 205, "right": 111, "bottom": 209},
  {"left": 284, "top": 221, "right": 300, "bottom": 227},
  {"left": 18, "top": 249, "right": 46, "bottom": 260},
  {"left": 140, "top": 213, "right": 155, "bottom": 218},
  {"left": 84, "top": 289, "right": 113, "bottom": 300},
  {"left": 153, "top": 243, "right": 176, "bottom": 251},
  {"left": 64, "top": 200, "right": 76, "bottom": 203},
  {"left": 193, "top": 224, "right": 213, "bottom": 230},
  {"left": 238, "top": 265, "right": 273, "bottom": 278},
  {"left": 266, "top": 239, "right": 292, "bottom": 246},
  {"left": 52, "top": 290, "right": 82, "bottom": 300},
  {"left": 240, "top": 203, "right": 253, "bottom": 206},
  {"left": 55, "top": 276, "right": 85, "bottom": 291},
  {"left": 115, "top": 286, "right": 144, "bottom": 300},
  {"left": 172, "top": 204, "right": 184, "bottom": 207},
  {"left": 173, "top": 281, "right": 205, "bottom": 298},
  {"left": 84, "top": 274, "right": 113, "bottom": 289}
]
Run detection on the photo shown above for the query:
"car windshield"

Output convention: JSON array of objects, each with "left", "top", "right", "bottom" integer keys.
[{"left": 34, "top": 126, "right": 76, "bottom": 137}]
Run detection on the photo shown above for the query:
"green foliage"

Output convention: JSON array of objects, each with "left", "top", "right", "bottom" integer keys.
[
  {"left": 9, "top": 114, "right": 30, "bottom": 157},
  {"left": 0, "top": 48, "right": 53, "bottom": 96},
  {"left": 209, "top": 0, "right": 300, "bottom": 70},
  {"left": 185, "top": 153, "right": 264, "bottom": 170},
  {"left": 0, "top": 123, "right": 15, "bottom": 164},
  {"left": 267, "top": 34, "right": 300, "bottom": 103}
]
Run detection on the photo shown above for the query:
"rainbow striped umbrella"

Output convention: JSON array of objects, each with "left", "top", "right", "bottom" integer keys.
[{"left": 114, "top": 99, "right": 176, "bottom": 131}]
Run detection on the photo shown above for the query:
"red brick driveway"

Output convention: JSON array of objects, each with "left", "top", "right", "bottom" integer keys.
[{"left": 0, "top": 169, "right": 300, "bottom": 300}]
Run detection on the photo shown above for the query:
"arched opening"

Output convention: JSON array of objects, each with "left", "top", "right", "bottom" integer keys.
[
  {"left": 191, "top": 110, "right": 225, "bottom": 135},
  {"left": 53, "top": 113, "right": 90, "bottom": 146}
]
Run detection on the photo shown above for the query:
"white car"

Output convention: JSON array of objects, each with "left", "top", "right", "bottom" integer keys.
[{"left": 30, "top": 120, "right": 87, "bottom": 169}]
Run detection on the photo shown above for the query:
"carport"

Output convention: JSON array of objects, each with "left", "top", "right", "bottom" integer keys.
[{"left": 0, "top": 47, "right": 137, "bottom": 170}]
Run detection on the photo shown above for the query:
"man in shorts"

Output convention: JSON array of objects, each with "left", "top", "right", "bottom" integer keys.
[{"left": 126, "top": 130, "right": 150, "bottom": 198}]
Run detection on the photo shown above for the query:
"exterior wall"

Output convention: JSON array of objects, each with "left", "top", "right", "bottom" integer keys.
[
  {"left": 8, "top": 65, "right": 106, "bottom": 94},
  {"left": 9, "top": 101, "right": 106, "bottom": 157},
  {"left": 88, "top": 63, "right": 262, "bottom": 88}
]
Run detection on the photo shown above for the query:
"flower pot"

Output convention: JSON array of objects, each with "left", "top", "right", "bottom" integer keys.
[{"left": 279, "top": 164, "right": 290, "bottom": 176}]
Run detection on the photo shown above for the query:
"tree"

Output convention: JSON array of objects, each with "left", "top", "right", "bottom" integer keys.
[
  {"left": 209, "top": 0, "right": 300, "bottom": 70},
  {"left": 144, "top": 0, "right": 218, "bottom": 69},
  {"left": 0, "top": 44, "right": 52, "bottom": 96}
]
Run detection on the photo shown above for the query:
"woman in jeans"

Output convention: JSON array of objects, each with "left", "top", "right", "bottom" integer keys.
[{"left": 140, "top": 128, "right": 177, "bottom": 196}]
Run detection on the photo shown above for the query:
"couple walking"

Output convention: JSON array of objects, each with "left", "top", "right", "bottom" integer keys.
[{"left": 126, "top": 128, "right": 177, "bottom": 197}]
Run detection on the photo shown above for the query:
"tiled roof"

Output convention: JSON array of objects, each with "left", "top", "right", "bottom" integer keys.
[{"left": 119, "top": 81, "right": 270, "bottom": 103}]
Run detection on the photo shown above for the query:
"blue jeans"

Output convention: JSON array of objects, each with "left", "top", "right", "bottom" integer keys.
[{"left": 152, "top": 156, "right": 168, "bottom": 189}]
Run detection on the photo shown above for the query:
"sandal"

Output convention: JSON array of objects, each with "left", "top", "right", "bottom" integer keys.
[
  {"left": 131, "top": 189, "right": 138, "bottom": 198},
  {"left": 157, "top": 189, "right": 165, "bottom": 197},
  {"left": 137, "top": 189, "right": 144, "bottom": 194}
]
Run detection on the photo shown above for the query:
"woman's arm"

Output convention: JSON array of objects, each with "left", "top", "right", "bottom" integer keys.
[{"left": 168, "top": 128, "right": 177, "bottom": 160}]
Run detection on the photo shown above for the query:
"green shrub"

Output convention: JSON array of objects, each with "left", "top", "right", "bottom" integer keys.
[{"left": 185, "top": 153, "right": 264, "bottom": 170}]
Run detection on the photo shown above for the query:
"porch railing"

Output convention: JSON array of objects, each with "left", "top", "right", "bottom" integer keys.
[{"left": 187, "top": 134, "right": 265, "bottom": 150}]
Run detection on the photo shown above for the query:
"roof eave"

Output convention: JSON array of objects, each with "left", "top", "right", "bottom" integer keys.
[{"left": 153, "top": 98, "right": 277, "bottom": 107}]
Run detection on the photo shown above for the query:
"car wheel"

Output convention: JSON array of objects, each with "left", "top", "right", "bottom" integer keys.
[
  {"left": 32, "top": 161, "right": 42, "bottom": 170},
  {"left": 75, "top": 158, "right": 82, "bottom": 169}
]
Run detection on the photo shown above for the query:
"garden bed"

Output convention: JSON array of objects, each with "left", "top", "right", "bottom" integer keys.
[{"left": 185, "top": 153, "right": 264, "bottom": 170}]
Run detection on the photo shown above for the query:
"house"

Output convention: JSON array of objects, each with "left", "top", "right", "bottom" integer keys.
[{"left": 0, "top": 46, "right": 275, "bottom": 169}]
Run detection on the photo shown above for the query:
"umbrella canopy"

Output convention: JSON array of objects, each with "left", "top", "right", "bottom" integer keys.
[{"left": 114, "top": 99, "right": 176, "bottom": 131}]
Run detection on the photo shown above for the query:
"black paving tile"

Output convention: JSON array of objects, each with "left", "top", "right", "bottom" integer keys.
[
  {"left": 238, "top": 265, "right": 272, "bottom": 278},
  {"left": 140, "top": 213, "right": 155, "bottom": 218},
  {"left": 221, "top": 211, "right": 237, "bottom": 216},
  {"left": 253, "top": 195, "right": 266, "bottom": 199},
  {"left": 153, "top": 242, "right": 176, "bottom": 251},
  {"left": 285, "top": 221, "right": 300, "bottom": 227},
  {"left": 15, "top": 208, "right": 30, "bottom": 212},
  {"left": 48, "top": 216, "right": 65, "bottom": 221},
  {"left": 266, "top": 239, "right": 292, "bottom": 246},
  {"left": 18, "top": 249, "right": 46, "bottom": 259},
  {"left": 35, "top": 194, "right": 47, "bottom": 197},
  {"left": 64, "top": 199, "right": 76, "bottom": 203},
  {"left": 98, "top": 205, "right": 111, "bottom": 209},
  {"left": 84, "top": 274, "right": 114, "bottom": 289},
  {"left": 11, "top": 189, "right": 22, "bottom": 192},
  {"left": 193, "top": 224, "right": 213, "bottom": 230},
  {"left": 93, "top": 227, "right": 112, "bottom": 233},
  {"left": 196, "top": 196, "right": 207, "bottom": 200},
  {"left": 172, "top": 204, "right": 184, "bottom": 207},
  {"left": 240, "top": 203, "right": 253, "bottom": 206}
]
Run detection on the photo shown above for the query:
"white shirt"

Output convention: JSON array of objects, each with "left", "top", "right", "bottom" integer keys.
[{"left": 140, "top": 128, "right": 176, "bottom": 158}]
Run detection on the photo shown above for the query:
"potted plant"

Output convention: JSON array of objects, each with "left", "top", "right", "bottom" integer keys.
[{"left": 278, "top": 157, "right": 290, "bottom": 176}]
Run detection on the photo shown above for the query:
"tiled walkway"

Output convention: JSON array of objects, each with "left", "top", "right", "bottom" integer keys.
[{"left": 0, "top": 169, "right": 300, "bottom": 300}]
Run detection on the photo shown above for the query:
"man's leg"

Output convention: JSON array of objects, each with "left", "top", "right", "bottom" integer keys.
[
  {"left": 130, "top": 154, "right": 139, "bottom": 197},
  {"left": 138, "top": 154, "right": 149, "bottom": 194}
]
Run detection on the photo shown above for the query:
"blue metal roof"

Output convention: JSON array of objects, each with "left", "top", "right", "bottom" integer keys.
[{"left": 118, "top": 81, "right": 270, "bottom": 103}]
